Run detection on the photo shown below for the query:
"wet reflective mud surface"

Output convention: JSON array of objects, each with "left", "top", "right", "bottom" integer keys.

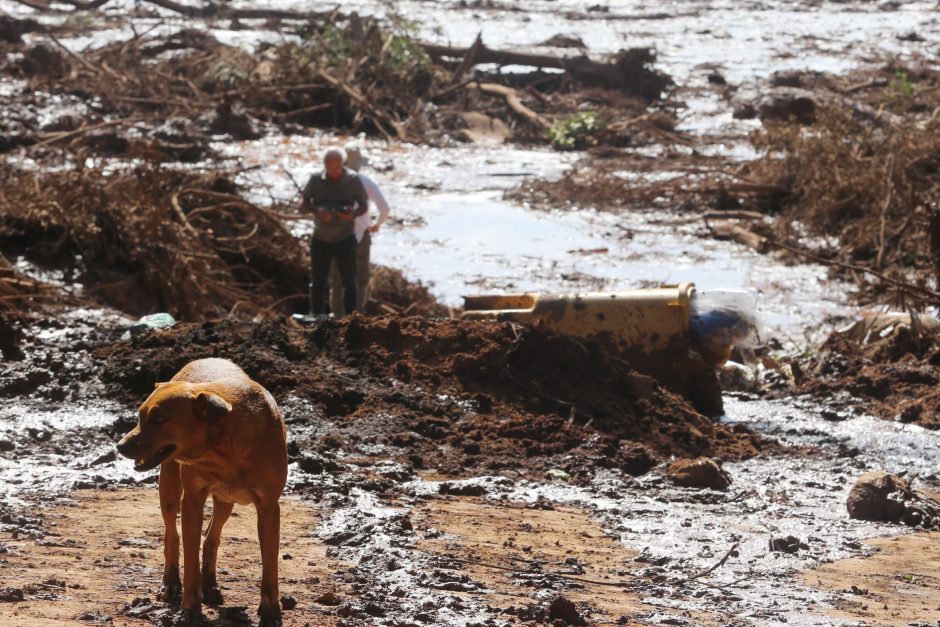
[{"left": 3, "top": 1, "right": 940, "bottom": 626}]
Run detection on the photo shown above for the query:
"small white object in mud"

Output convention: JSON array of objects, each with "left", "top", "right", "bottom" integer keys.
[{"left": 121, "top": 312, "right": 176, "bottom": 339}]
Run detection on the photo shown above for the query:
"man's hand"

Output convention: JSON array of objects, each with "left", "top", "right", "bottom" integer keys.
[{"left": 368, "top": 224, "right": 380, "bottom": 234}]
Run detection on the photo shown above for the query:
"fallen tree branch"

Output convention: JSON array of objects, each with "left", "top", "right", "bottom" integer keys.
[
  {"left": 318, "top": 70, "right": 405, "bottom": 140},
  {"left": 422, "top": 40, "right": 669, "bottom": 97},
  {"left": 472, "top": 82, "right": 549, "bottom": 129},
  {"left": 767, "top": 237, "right": 940, "bottom": 302},
  {"left": 674, "top": 543, "right": 739, "bottom": 585},
  {"left": 139, "top": 0, "right": 319, "bottom": 21}
]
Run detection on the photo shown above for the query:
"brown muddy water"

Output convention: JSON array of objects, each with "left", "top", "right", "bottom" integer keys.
[{"left": 3, "top": 1, "right": 940, "bottom": 626}]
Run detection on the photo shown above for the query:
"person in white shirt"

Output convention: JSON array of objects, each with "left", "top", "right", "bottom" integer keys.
[{"left": 328, "top": 143, "right": 391, "bottom": 314}]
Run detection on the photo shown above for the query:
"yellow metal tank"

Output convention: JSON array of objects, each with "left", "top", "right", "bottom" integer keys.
[{"left": 462, "top": 283, "right": 723, "bottom": 415}]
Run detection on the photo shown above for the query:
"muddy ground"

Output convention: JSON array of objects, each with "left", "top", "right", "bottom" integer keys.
[{"left": 3, "top": 1, "right": 940, "bottom": 626}]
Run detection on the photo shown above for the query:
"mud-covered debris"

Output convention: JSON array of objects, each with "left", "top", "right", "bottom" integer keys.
[
  {"left": 76, "top": 610, "right": 111, "bottom": 623},
  {"left": 296, "top": 453, "right": 345, "bottom": 475},
  {"left": 439, "top": 482, "right": 487, "bottom": 497},
  {"left": 784, "top": 314, "right": 940, "bottom": 429},
  {"left": 0, "top": 15, "right": 38, "bottom": 44},
  {"left": 17, "top": 44, "right": 70, "bottom": 78},
  {"left": 666, "top": 457, "right": 731, "bottom": 491},
  {"left": 540, "top": 34, "right": 587, "bottom": 49},
  {"left": 547, "top": 595, "right": 586, "bottom": 626},
  {"left": 0, "top": 166, "right": 308, "bottom": 320},
  {"left": 757, "top": 87, "right": 817, "bottom": 124},
  {"left": 367, "top": 265, "right": 449, "bottom": 317},
  {"left": 0, "top": 587, "right": 24, "bottom": 602},
  {"left": 718, "top": 361, "right": 756, "bottom": 391},
  {"left": 769, "top": 535, "right": 809, "bottom": 554},
  {"left": 94, "top": 315, "right": 766, "bottom": 479},
  {"left": 280, "top": 595, "right": 297, "bottom": 610},
  {"left": 0, "top": 315, "right": 23, "bottom": 360}
]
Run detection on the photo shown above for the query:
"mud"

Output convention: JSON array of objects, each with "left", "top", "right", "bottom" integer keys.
[
  {"left": 92, "top": 314, "right": 764, "bottom": 475},
  {"left": 3, "top": 1, "right": 940, "bottom": 625},
  {"left": 777, "top": 320, "right": 940, "bottom": 431}
]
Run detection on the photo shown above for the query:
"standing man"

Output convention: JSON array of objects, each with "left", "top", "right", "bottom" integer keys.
[
  {"left": 302, "top": 147, "right": 368, "bottom": 316},
  {"left": 328, "top": 143, "right": 391, "bottom": 315}
]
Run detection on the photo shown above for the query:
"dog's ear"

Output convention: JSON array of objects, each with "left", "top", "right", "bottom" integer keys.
[{"left": 193, "top": 391, "right": 232, "bottom": 422}]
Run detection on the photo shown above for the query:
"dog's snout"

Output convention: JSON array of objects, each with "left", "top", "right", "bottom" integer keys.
[{"left": 116, "top": 434, "right": 137, "bottom": 458}]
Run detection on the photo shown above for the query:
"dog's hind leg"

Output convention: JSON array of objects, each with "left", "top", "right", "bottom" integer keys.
[
  {"left": 201, "top": 497, "right": 233, "bottom": 606},
  {"left": 157, "top": 461, "right": 183, "bottom": 606},
  {"left": 256, "top": 501, "right": 283, "bottom": 627}
]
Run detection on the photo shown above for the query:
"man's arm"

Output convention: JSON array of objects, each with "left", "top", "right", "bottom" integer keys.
[
  {"left": 352, "top": 177, "right": 369, "bottom": 217},
  {"left": 360, "top": 174, "right": 390, "bottom": 231}
]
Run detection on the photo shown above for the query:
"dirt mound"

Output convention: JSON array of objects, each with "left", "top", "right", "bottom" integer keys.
[
  {"left": 367, "top": 265, "right": 450, "bottom": 317},
  {"left": 94, "top": 315, "right": 765, "bottom": 479},
  {"left": 787, "top": 319, "right": 940, "bottom": 429}
]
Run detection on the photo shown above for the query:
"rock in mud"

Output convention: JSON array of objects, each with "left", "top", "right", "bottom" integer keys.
[
  {"left": 667, "top": 457, "right": 731, "bottom": 491},
  {"left": 547, "top": 595, "right": 586, "bottom": 626},
  {"left": 316, "top": 591, "right": 341, "bottom": 605},
  {"left": 439, "top": 482, "right": 487, "bottom": 497},
  {"left": 757, "top": 87, "right": 817, "bottom": 124},
  {"left": 846, "top": 471, "right": 909, "bottom": 521},
  {"left": 718, "top": 360, "right": 756, "bottom": 391},
  {"left": 769, "top": 535, "right": 809, "bottom": 554}
]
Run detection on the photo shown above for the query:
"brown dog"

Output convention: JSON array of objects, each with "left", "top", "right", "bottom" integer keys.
[{"left": 117, "top": 358, "right": 288, "bottom": 626}]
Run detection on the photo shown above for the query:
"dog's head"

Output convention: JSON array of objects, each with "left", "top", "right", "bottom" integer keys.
[{"left": 116, "top": 381, "right": 232, "bottom": 471}]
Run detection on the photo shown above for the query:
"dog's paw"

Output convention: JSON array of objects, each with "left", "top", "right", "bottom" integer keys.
[
  {"left": 258, "top": 603, "right": 283, "bottom": 627},
  {"left": 157, "top": 569, "right": 182, "bottom": 606},
  {"left": 202, "top": 584, "right": 224, "bottom": 607}
]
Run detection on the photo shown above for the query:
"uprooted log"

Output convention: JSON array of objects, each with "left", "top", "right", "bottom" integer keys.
[{"left": 421, "top": 40, "right": 672, "bottom": 100}]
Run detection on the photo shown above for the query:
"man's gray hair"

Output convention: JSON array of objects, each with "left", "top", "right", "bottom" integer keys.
[{"left": 322, "top": 147, "right": 346, "bottom": 163}]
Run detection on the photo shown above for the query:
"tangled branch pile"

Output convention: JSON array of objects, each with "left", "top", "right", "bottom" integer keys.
[
  {"left": 2, "top": 12, "right": 670, "bottom": 151},
  {"left": 734, "top": 65, "right": 940, "bottom": 306},
  {"left": 750, "top": 108, "right": 940, "bottom": 293},
  {"left": 0, "top": 166, "right": 308, "bottom": 319}
]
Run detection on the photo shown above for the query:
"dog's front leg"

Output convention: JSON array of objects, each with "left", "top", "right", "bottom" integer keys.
[
  {"left": 256, "top": 500, "right": 282, "bottom": 627},
  {"left": 157, "top": 462, "right": 183, "bottom": 605},
  {"left": 179, "top": 484, "right": 207, "bottom": 622}
]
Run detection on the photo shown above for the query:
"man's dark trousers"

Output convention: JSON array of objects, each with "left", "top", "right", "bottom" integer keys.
[{"left": 310, "top": 235, "right": 357, "bottom": 315}]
